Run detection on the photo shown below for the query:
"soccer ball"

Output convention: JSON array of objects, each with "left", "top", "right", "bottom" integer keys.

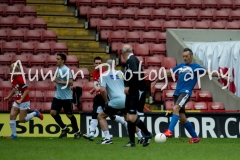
[{"left": 155, "top": 133, "right": 166, "bottom": 143}]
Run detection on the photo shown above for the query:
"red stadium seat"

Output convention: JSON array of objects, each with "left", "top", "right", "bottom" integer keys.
[
  {"left": 29, "top": 55, "right": 46, "bottom": 67},
  {"left": 97, "top": 19, "right": 113, "bottom": 31},
  {"left": 51, "top": 42, "right": 68, "bottom": 55},
  {"left": 196, "top": 90, "right": 212, "bottom": 102},
  {"left": 92, "top": 0, "right": 108, "bottom": 7},
  {"left": 14, "top": 17, "right": 30, "bottom": 30},
  {"left": 3, "top": 6, "right": 20, "bottom": 17},
  {"left": 229, "top": 10, "right": 240, "bottom": 21},
  {"left": 225, "top": 21, "right": 240, "bottom": 29},
  {"left": 150, "top": 43, "right": 166, "bottom": 55},
  {"left": 158, "top": 32, "right": 166, "bottom": 43},
  {"left": 185, "top": 101, "right": 194, "bottom": 110},
  {"left": 164, "top": 101, "right": 174, "bottom": 110},
  {"left": 182, "top": 9, "right": 198, "bottom": 20},
  {"left": 35, "top": 43, "right": 51, "bottom": 55},
  {"left": 161, "top": 57, "right": 176, "bottom": 69},
  {"left": 213, "top": 10, "right": 229, "bottom": 21},
  {"left": 108, "top": 30, "right": 125, "bottom": 43},
  {"left": 0, "top": 66, "right": 7, "bottom": 80},
  {"left": 119, "top": 8, "right": 135, "bottom": 19},
  {"left": 208, "top": 102, "right": 224, "bottom": 110},
  {"left": 43, "top": 90, "right": 55, "bottom": 102},
  {"left": 0, "top": 29, "right": 8, "bottom": 42},
  {"left": 81, "top": 101, "right": 93, "bottom": 112},
  {"left": 18, "top": 43, "right": 34, "bottom": 54},
  {"left": 0, "top": 17, "right": 14, "bottom": 29},
  {"left": 71, "top": 67, "right": 90, "bottom": 80},
  {"left": 42, "top": 102, "right": 52, "bottom": 111},
  {"left": 100, "top": 29, "right": 111, "bottom": 40},
  {"left": 166, "top": 9, "right": 183, "bottom": 20},
  {"left": 113, "top": 19, "right": 129, "bottom": 30},
  {"left": 168, "top": 82, "right": 177, "bottom": 90},
  {"left": 2, "top": 42, "right": 18, "bottom": 55},
  {"left": 171, "top": 0, "right": 187, "bottom": 8},
  {"left": 178, "top": 21, "right": 194, "bottom": 29},
  {"left": 125, "top": 31, "right": 141, "bottom": 42},
  {"left": 151, "top": 82, "right": 168, "bottom": 100},
  {"left": 129, "top": 20, "right": 146, "bottom": 31},
  {"left": 11, "top": 0, "right": 26, "bottom": 6},
  {"left": 0, "top": 80, "right": 12, "bottom": 89},
  {"left": 87, "top": 7, "right": 104, "bottom": 19},
  {"left": 103, "top": 7, "right": 120, "bottom": 19},
  {"left": 41, "top": 30, "right": 57, "bottom": 42},
  {"left": 187, "top": 0, "right": 202, "bottom": 9},
  {"left": 124, "top": 0, "right": 140, "bottom": 8},
  {"left": 234, "top": 0, "right": 240, "bottom": 9},
  {"left": 20, "top": 6, "right": 36, "bottom": 18},
  {"left": 79, "top": 6, "right": 90, "bottom": 16},
  {"left": 202, "top": 0, "right": 219, "bottom": 9},
  {"left": 12, "top": 54, "right": 29, "bottom": 66},
  {"left": 198, "top": 9, "right": 214, "bottom": 20},
  {"left": 140, "top": 0, "right": 157, "bottom": 8},
  {"left": 40, "top": 67, "right": 57, "bottom": 80},
  {"left": 193, "top": 102, "right": 208, "bottom": 110},
  {"left": 0, "top": 55, "right": 12, "bottom": 65},
  {"left": 24, "top": 30, "right": 41, "bottom": 42},
  {"left": 31, "top": 80, "right": 50, "bottom": 90},
  {"left": 141, "top": 31, "right": 158, "bottom": 43},
  {"left": 0, "top": 6, "right": 4, "bottom": 17},
  {"left": 218, "top": 0, "right": 233, "bottom": 8},
  {"left": 162, "top": 90, "right": 175, "bottom": 101},
  {"left": 135, "top": 8, "right": 151, "bottom": 20},
  {"left": 82, "top": 81, "right": 94, "bottom": 91},
  {"left": 151, "top": 9, "right": 167, "bottom": 20},
  {"left": 65, "top": 55, "right": 79, "bottom": 66},
  {"left": 108, "top": 0, "right": 124, "bottom": 7},
  {"left": 30, "top": 18, "right": 47, "bottom": 30},
  {"left": 210, "top": 21, "right": 225, "bottom": 29},
  {"left": 162, "top": 20, "right": 178, "bottom": 32},
  {"left": 145, "top": 56, "right": 162, "bottom": 69},
  {"left": 8, "top": 29, "right": 24, "bottom": 42},
  {"left": 146, "top": 20, "right": 162, "bottom": 31},
  {"left": 89, "top": 17, "right": 101, "bottom": 28},
  {"left": 134, "top": 43, "right": 149, "bottom": 56},
  {"left": 156, "top": 0, "right": 172, "bottom": 8},
  {"left": 143, "top": 68, "right": 159, "bottom": 81},
  {"left": 194, "top": 21, "right": 209, "bottom": 29},
  {"left": 24, "top": 66, "right": 41, "bottom": 80},
  {"left": 76, "top": 0, "right": 92, "bottom": 7}
]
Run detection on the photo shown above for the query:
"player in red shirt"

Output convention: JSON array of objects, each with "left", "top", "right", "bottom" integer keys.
[{"left": 4, "top": 63, "right": 43, "bottom": 139}]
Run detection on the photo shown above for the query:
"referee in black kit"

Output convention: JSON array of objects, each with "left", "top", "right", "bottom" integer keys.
[{"left": 122, "top": 44, "right": 152, "bottom": 147}]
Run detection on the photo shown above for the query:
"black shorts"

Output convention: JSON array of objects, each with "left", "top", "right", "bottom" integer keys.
[
  {"left": 103, "top": 103, "right": 126, "bottom": 116},
  {"left": 125, "top": 89, "right": 146, "bottom": 115},
  {"left": 174, "top": 93, "right": 190, "bottom": 113},
  {"left": 51, "top": 97, "right": 73, "bottom": 114},
  {"left": 92, "top": 94, "right": 105, "bottom": 115}
]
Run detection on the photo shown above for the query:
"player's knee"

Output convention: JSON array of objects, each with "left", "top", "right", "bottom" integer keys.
[
  {"left": 10, "top": 114, "right": 17, "bottom": 120},
  {"left": 66, "top": 114, "right": 73, "bottom": 118},
  {"left": 50, "top": 110, "right": 57, "bottom": 116},
  {"left": 173, "top": 105, "right": 180, "bottom": 113},
  {"left": 109, "top": 115, "right": 115, "bottom": 120}
]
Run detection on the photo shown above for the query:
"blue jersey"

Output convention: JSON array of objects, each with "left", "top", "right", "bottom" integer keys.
[
  {"left": 54, "top": 65, "right": 73, "bottom": 100},
  {"left": 172, "top": 63, "right": 205, "bottom": 96}
]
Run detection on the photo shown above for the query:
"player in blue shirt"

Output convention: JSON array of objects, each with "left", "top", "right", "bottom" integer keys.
[{"left": 151, "top": 48, "right": 219, "bottom": 143}]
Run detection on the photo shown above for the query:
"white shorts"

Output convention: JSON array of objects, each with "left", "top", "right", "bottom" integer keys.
[{"left": 13, "top": 101, "right": 30, "bottom": 110}]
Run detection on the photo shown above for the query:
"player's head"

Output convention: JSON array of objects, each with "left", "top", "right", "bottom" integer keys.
[
  {"left": 106, "top": 59, "right": 115, "bottom": 69},
  {"left": 10, "top": 62, "right": 20, "bottom": 74},
  {"left": 183, "top": 48, "right": 193, "bottom": 64},
  {"left": 56, "top": 53, "right": 66, "bottom": 67},
  {"left": 94, "top": 56, "right": 102, "bottom": 70},
  {"left": 122, "top": 44, "right": 133, "bottom": 60}
]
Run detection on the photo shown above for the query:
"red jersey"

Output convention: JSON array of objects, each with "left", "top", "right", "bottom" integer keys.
[
  {"left": 92, "top": 68, "right": 106, "bottom": 95},
  {"left": 11, "top": 75, "right": 30, "bottom": 102}
]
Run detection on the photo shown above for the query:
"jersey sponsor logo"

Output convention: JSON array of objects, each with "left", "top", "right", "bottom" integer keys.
[
  {"left": 179, "top": 66, "right": 193, "bottom": 74},
  {"left": 110, "top": 73, "right": 123, "bottom": 80}
]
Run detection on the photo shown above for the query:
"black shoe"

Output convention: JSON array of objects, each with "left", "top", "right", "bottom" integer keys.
[
  {"left": 97, "top": 138, "right": 113, "bottom": 144},
  {"left": 143, "top": 133, "right": 152, "bottom": 147},
  {"left": 74, "top": 131, "right": 81, "bottom": 139},
  {"left": 138, "top": 137, "right": 144, "bottom": 144},
  {"left": 123, "top": 141, "right": 136, "bottom": 147},
  {"left": 59, "top": 127, "right": 70, "bottom": 138}
]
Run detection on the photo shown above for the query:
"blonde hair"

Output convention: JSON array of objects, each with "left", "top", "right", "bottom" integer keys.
[{"left": 10, "top": 63, "right": 20, "bottom": 72}]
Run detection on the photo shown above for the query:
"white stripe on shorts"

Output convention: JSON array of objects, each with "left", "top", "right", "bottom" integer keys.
[{"left": 179, "top": 94, "right": 189, "bottom": 107}]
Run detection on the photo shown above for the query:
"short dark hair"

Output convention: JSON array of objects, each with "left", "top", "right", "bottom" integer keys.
[
  {"left": 57, "top": 53, "right": 67, "bottom": 63},
  {"left": 94, "top": 56, "right": 102, "bottom": 62},
  {"left": 183, "top": 48, "right": 193, "bottom": 55}
]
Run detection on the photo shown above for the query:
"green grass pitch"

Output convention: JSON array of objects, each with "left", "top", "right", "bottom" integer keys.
[{"left": 0, "top": 137, "right": 239, "bottom": 160}]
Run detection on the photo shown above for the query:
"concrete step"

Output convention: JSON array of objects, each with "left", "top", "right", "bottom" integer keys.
[
  {"left": 58, "top": 40, "right": 100, "bottom": 48},
  {"left": 70, "top": 53, "right": 109, "bottom": 63},
  {"left": 47, "top": 23, "right": 84, "bottom": 28},
  {"left": 58, "top": 35, "right": 94, "bottom": 41},
  {"left": 27, "top": 0, "right": 64, "bottom": 5},
  {"left": 37, "top": 11, "right": 74, "bottom": 16},
  {"left": 39, "top": 16, "right": 78, "bottom": 24},
  {"left": 28, "top": 4, "right": 68, "bottom": 12},
  {"left": 69, "top": 48, "right": 106, "bottom": 53},
  {"left": 48, "top": 28, "right": 89, "bottom": 36}
]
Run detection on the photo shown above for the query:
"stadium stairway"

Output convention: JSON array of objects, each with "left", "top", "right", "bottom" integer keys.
[{"left": 26, "top": 0, "right": 110, "bottom": 74}]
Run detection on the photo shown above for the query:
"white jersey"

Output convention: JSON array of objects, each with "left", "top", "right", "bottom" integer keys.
[{"left": 100, "top": 69, "right": 125, "bottom": 109}]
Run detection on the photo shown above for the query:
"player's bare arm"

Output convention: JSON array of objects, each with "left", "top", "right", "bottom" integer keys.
[
  {"left": 4, "top": 89, "right": 15, "bottom": 101},
  {"left": 100, "top": 86, "right": 109, "bottom": 105},
  {"left": 151, "top": 69, "right": 171, "bottom": 88}
]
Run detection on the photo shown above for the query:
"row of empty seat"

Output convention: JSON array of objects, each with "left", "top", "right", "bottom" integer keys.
[
  {"left": 81, "top": 7, "right": 240, "bottom": 21},
  {"left": 0, "top": 42, "right": 67, "bottom": 55},
  {"left": 73, "top": 0, "right": 240, "bottom": 10},
  {"left": 0, "top": 5, "right": 36, "bottom": 17},
  {"left": 0, "top": 0, "right": 26, "bottom": 6},
  {"left": 0, "top": 17, "right": 47, "bottom": 30}
]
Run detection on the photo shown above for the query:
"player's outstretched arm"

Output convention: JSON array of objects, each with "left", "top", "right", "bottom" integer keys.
[
  {"left": 4, "top": 89, "right": 15, "bottom": 101},
  {"left": 100, "top": 86, "right": 108, "bottom": 104},
  {"left": 151, "top": 69, "right": 171, "bottom": 88}
]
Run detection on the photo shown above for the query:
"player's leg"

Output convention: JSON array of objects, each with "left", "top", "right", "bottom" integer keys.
[
  {"left": 19, "top": 102, "right": 43, "bottom": 123},
  {"left": 164, "top": 93, "right": 189, "bottom": 137},
  {"left": 50, "top": 98, "right": 68, "bottom": 138},
  {"left": 63, "top": 99, "right": 81, "bottom": 139},
  {"left": 136, "top": 127, "right": 144, "bottom": 144},
  {"left": 8, "top": 103, "right": 20, "bottom": 139},
  {"left": 109, "top": 115, "right": 128, "bottom": 131}
]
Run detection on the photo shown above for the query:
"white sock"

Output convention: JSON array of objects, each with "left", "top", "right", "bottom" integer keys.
[
  {"left": 103, "top": 130, "right": 111, "bottom": 140},
  {"left": 25, "top": 112, "right": 36, "bottom": 122},
  {"left": 10, "top": 120, "right": 17, "bottom": 136},
  {"left": 89, "top": 119, "right": 98, "bottom": 136},
  {"left": 115, "top": 115, "right": 126, "bottom": 126},
  {"left": 136, "top": 130, "right": 143, "bottom": 140}
]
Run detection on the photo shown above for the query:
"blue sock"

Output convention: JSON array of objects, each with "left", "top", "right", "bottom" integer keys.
[
  {"left": 168, "top": 114, "right": 179, "bottom": 132},
  {"left": 184, "top": 121, "right": 198, "bottom": 138}
]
